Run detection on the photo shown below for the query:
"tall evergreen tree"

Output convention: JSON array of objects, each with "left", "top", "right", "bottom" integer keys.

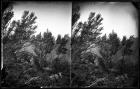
[
  {"left": 2, "top": 5, "right": 14, "bottom": 44},
  {"left": 121, "top": 36, "right": 127, "bottom": 46},
  {"left": 36, "top": 32, "right": 42, "bottom": 42},
  {"left": 56, "top": 34, "right": 62, "bottom": 44},
  {"left": 72, "top": 6, "right": 80, "bottom": 27},
  {"left": 42, "top": 30, "right": 55, "bottom": 54},
  {"left": 13, "top": 11, "right": 37, "bottom": 42},
  {"left": 71, "top": 9, "right": 104, "bottom": 87},
  {"left": 108, "top": 30, "right": 121, "bottom": 55},
  {"left": 2, "top": 9, "right": 38, "bottom": 87}
]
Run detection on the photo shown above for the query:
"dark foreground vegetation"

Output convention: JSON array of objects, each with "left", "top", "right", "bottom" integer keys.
[{"left": 1, "top": 5, "right": 139, "bottom": 88}]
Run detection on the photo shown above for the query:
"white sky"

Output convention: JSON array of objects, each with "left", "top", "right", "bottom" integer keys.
[
  {"left": 12, "top": 2, "right": 72, "bottom": 38},
  {"left": 11, "top": 2, "right": 138, "bottom": 39},
  {"left": 78, "top": 2, "right": 138, "bottom": 39}
]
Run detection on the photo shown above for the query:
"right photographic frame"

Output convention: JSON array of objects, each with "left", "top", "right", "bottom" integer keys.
[{"left": 71, "top": 1, "right": 139, "bottom": 88}]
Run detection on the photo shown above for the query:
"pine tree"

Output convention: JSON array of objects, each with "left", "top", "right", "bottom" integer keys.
[
  {"left": 2, "top": 5, "right": 14, "bottom": 44},
  {"left": 2, "top": 9, "right": 38, "bottom": 87},
  {"left": 58, "top": 34, "right": 69, "bottom": 54},
  {"left": 56, "top": 34, "right": 62, "bottom": 44},
  {"left": 12, "top": 11, "right": 37, "bottom": 43},
  {"left": 72, "top": 6, "right": 80, "bottom": 27},
  {"left": 71, "top": 8, "right": 104, "bottom": 87},
  {"left": 42, "top": 30, "right": 55, "bottom": 54},
  {"left": 121, "top": 36, "right": 127, "bottom": 46},
  {"left": 36, "top": 32, "right": 42, "bottom": 42},
  {"left": 102, "top": 34, "right": 107, "bottom": 42},
  {"left": 108, "top": 30, "right": 121, "bottom": 55}
]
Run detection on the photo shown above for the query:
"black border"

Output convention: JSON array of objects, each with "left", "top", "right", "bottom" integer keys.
[{"left": 1, "top": 0, "right": 140, "bottom": 89}]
